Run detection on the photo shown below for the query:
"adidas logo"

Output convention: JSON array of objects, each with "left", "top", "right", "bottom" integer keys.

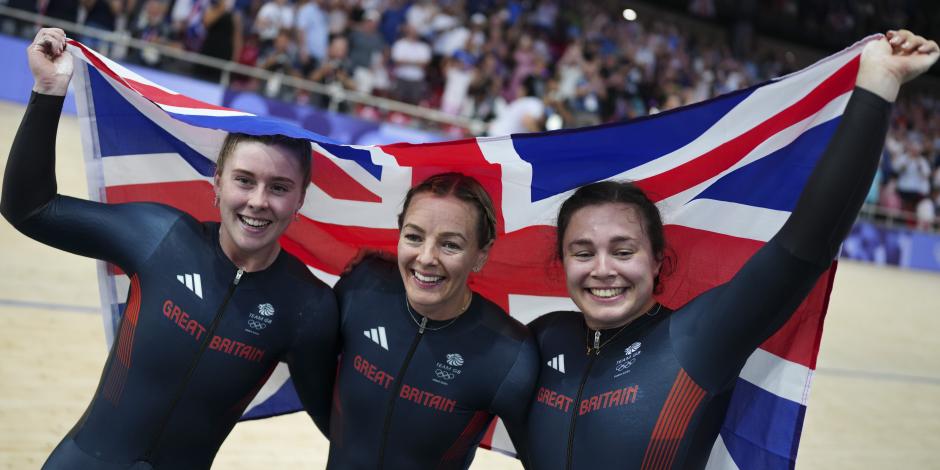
[
  {"left": 547, "top": 354, "right": 565, "bottom": 373},
  {"left": 364, "top": 326, "right": 388, "bottom": 350},
  {"left": 177, "top": 273, "right": 203, "bottom": 299}
]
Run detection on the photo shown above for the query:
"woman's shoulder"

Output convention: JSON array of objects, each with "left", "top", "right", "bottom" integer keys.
[
  {"left": 527, "top": 310, "right": 582, "bottom": 334},
  {"left": 336, "top": 253, "right": 401, "bottom": 294}
]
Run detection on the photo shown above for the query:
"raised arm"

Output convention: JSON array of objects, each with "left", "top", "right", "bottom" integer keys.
[
  {"left": 1, "top": 28, "right": 72, "bottom": 225},
  {"left": 672, "top": 31, "right": 939, "bottom": 391},
  {"left": 778, "top": 30, "right": 940, "bottom": 265},
  {"left": 1, "top": 29, "right": 182, "bottom": 270}
]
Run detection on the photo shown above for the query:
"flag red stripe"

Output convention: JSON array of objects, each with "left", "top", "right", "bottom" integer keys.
[
  {"left": 636, "top": 56, "right": 860, "bottom": 202},
  {"left": 104, "top": 182, "right": 830, "bottom": 368},
  {"left": 311, "top": 150, "right": 382, "bottom": 202},
  {"left": 69, "top": 40, "right": 235, "bottom": 113}
]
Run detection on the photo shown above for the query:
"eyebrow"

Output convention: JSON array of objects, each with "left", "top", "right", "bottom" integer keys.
[
  {"left": 231, "top": 169, "right": 297, "bottom": 186},
  {"left": 567, "top": 236, "right": 635, "bottom": 247},
  {"left": 402, "top": 224, "right": 468, "bottom": 241}
]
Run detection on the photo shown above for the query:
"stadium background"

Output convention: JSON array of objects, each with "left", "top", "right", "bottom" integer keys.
[{"left": 1, "top": 0, "right": 939, "bottom": 468}]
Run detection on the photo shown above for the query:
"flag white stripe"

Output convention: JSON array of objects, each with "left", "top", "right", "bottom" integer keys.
[
  {"left": 667, "top": 199, "right": 790, "bottom": 242},
  {"left": 507, "top": 294, "right": 578, "bottom": 325},
  {"left": 739, "top": 348, "right": 813, "bottom": 406},
  {"left": 704, "top": 435, "right": 741, "bottom": 470},
  {"left": 245, "top": 362, "right": 292, "bottom": 411},
  {"left": 72, "top": 63, "right": 227, "bottom": 163},
  {"left": 161, "top": 104, "right": 253, "bottom": 117},
  {"left": 71, "top": 43, "right": 177, "bottom": 93},
  {"left": 102, "top": 153, "right": 210, "bottom": 186}
]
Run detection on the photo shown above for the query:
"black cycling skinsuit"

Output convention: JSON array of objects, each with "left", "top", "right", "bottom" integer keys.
[
  {"left": 328, "top": 257, "right": 538, "bottom": 469},
  {"left": 524, "top": 88, "right": 891, "bottom": 470},
  {"left": 1, "top": 93, "right": 340, "bottom": 469}
]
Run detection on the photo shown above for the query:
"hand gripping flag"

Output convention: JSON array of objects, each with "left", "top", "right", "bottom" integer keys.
[{"left": 68, "top": 36, "right": 876, "bottom": 469}]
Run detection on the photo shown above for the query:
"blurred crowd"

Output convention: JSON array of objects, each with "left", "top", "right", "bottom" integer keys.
[{"left": 2, "top": 0, "right": 938, "bottom": 230}]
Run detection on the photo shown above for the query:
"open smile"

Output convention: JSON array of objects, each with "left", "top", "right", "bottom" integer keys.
[
  {"left": 585, "top": 287, "right": 627, "bottom": 300},
  {"left": 412, "top": 270, "right": 445, "bottom": 289},
  {"left": 238, "top": 214, "right": 272, "bottom": 232}
]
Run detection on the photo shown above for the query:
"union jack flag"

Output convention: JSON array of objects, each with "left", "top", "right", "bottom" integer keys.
[{"left": 68, "top": 36, "right": 875, "bottom": 469}]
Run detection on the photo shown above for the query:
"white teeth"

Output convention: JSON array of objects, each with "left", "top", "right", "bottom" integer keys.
[
  {"left": 589, "top": 288, "right": 625, "bottom": 298},
  {"left": 414, "top": 272, "right": 443, "bottom": 283},
  {"left": 239, "top": 215, "right": 271, "bottom": 228}
]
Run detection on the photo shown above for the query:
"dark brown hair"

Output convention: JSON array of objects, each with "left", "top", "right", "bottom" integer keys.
[
  {"left": 398, "top": 173, "right": 497, "bottom": 248},
  {"left": 215, "top": 133, "right": 313, "bottom": 188},
  {"left": 556, "top": 181, "right": 672, "bottom": 292}
]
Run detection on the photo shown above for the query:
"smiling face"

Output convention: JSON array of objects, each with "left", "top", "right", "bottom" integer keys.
[
  {"left": 562, "top": 203, "right": 661, "bottom": 330},
  {"left": 397, "top": 193, "right": 490, "bottom": 320},
  {"left": 213, "top": 141, "right": 306, "bottom": 271}
]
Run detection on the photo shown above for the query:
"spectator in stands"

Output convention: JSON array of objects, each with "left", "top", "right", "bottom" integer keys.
[
  {"left": 196, "top": 0, "right": 243, "bottom": 82},
  {"left": 44, "top": 0, "right": 82, "bottom": 33},
  {"left": 168, "top": 0, "right": 198, "bottom": 48},
  {"left": 80, "top": 0, "right": 124, "bottom": 54},
  {"left": 390, "top": 24, "right": 431, "bottom": 105},
  {"left": 892, "top": 141, "right": 933, "bottom": 212},
  {"left": 440, "top": 51, "right": 476, "bottom": 116},
  {"left": 933, "top": 166, "right": 940, "bottom": 194},
  {"left": 432, "top": 8, "right": 471, "bottom": 58},
  {"left": 405, "top": 0, "right": 437, "bottom": 39},
  {"left": 16, "top": 0, "right": 937, "bottom": 185},
  {"left": 487, "top": 75, "right": 545, "bottom": 136},
  {"left": 349, "top": 10, "right": 386, "bottom": 74},
  {"left": 879, "top": 173, "right": 903, "bottom": 213},
  {"left": 308, "top": 34, "right": 355, "bottom": 109},
  {"left": 254, "top": 0, "right": 294, "bottom": 52},
  {"left": 258, "top": 28, "right": 301, "bottom": 96},
  {"left": 295, "top": 0, "right": 328, "bottom": 76},
  {"left": 231, "top": 32, "right": 262, "bottom": 90},
  {"left": 327, "top": 0, "right": 350, "bottom": 36},
  {"left": 130, "top": 0, "right": 172, "bottom": 67},
  {"left": 378, "top": 0, "right": 408, "bottom": 45},
  {"left": 915, "top": 194, "right": 936, "bottom": 231}
]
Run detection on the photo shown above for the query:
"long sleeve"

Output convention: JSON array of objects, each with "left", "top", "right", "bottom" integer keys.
[
  {"left": 1, "top": 92, "right": 63, "bottom": 225},
  {"left": 2, "top": 92, "right": 183, "bottom": 272},
  {"left": 776, "top": 87, "right": 891, "bottom": 266},
  {"left": 287, "top": 286, "right": 341, "bottom": 436},
  {"left": 672, "top": 87, "right": 892, "bottom": 391}
]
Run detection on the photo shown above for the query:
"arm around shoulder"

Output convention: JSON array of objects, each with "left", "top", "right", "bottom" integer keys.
[
  {"left": 490, "top": 331, "right": 539, "bottom": 462},
  {"left": 286, "top": 284, "right": 341, "bottom": 436}
]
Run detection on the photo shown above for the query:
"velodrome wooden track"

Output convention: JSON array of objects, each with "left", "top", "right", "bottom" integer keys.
[{"left": 0, "top": 100, "right": 937, "bottom": 469}]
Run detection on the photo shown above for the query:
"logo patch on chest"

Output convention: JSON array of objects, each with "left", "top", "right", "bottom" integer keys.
[
  {"left": 245, "top": 303, "right": 275, "bottom": 335},
  {"left": 433, "top": 352, "right": 464, "bottom": 385},
  {"left": 613, "top": 341, "right": 642, "bottom": 378}
]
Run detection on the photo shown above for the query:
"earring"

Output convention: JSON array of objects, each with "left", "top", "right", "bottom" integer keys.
[
  {"left": 212, "top": 194, "right": 220, "bottom": 207},
  {"left": 294, "top": 212, "right": 300, "bottom": 221}
]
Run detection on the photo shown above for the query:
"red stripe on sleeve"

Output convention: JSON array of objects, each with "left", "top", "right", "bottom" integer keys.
[
  {"left": 640, "top": 369, "right": 706, "bottom": 470},
  {"left": 103, "top": 275, "right": 142, "bottom": 405}
]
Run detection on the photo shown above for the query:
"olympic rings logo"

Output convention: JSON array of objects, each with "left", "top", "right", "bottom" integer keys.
[
  {"left": 434, "top": 369, "right": 455, "bottom": 380},
  {"left": 615, "top": 359, "right": 635, "bottom": 372},
  {"left": 248, "top": 319, "right": 267, "bottom": 330}
]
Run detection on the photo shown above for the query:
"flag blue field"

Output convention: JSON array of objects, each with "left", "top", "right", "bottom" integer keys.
[{"left": 68, "top": 36, "right": 875, "bottom": 469}]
